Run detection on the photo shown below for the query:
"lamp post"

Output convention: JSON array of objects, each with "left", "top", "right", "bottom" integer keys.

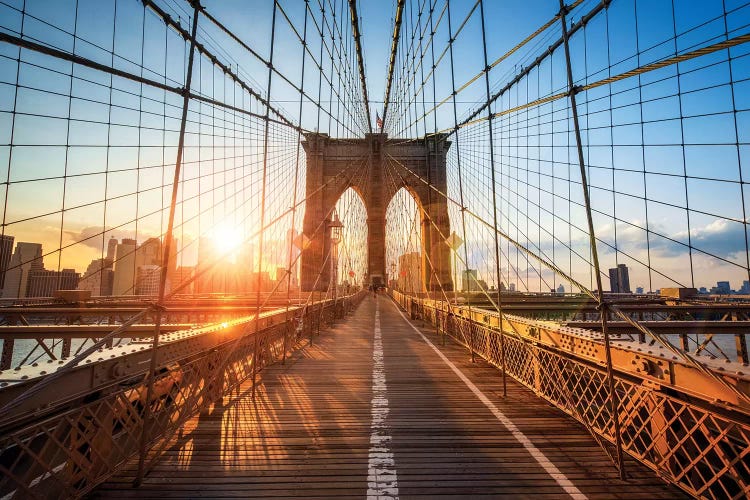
[{"left": 328, "top": 213, "right": 344, "bottom": 302}]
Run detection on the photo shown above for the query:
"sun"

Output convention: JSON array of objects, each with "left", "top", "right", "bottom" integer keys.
[{"left": 213, "top": 223, "right": 243, "bottom": 255}]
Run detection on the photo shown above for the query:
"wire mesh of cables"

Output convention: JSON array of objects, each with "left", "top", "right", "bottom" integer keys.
[
  {"left": 379, "top": 4, "right": 750, "bottom": 496},
  {"left": 0, "top": 0, "right": 372, "bottom": 369},
  {"left": 382, "top": 0, "right": 750, "bottom": 299}
]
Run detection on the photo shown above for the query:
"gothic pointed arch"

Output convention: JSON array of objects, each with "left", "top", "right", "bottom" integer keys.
[{"left": 300, "top": 133, "right": 452, "bottom": 292}]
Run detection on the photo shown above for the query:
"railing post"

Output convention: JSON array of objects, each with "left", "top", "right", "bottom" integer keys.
[
  {"left": 0, "top": 338, "right": 14, "bottom": 370},
  {"left": 736, "top": 333, "right": 749, "bottom": 364},
  {"left": 134, "top": 1, "right": 200, "bottom": 487},
  {"left": 251, "top": 335, "right": 259, "bottom": 399},
  {"left": 680, "top": 333, "right": 689, "bottom": 352},
  {"left": 438, "top": 309, "right": 444, "bottom": 346},
  {"left": 470, "top": 320, "right": 475, "bottom": 363},
  {"left": 281, "top": 319, "right": 288, "bottom": 365},
  {"left": 316, "top": 304, "right": 321, "bottom": 336},
  {"left": 498, "top": 318, "right": 507, "bottom": 397},
  {"left": 309, "top": 307, "right": 314, "bottom": 347},
  {"left": 61, "top": 338, "right": 71, "bottom": 359}
]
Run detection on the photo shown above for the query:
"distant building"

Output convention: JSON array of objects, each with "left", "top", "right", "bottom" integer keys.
[
  {"left": 556, "top": 283, "right": 565, "bottom": 294},
  {"left": 699, "top": 287, "right": 708, "bottom": 294},
  {"left": 462, "top": 269, "right": 481, "bottom": 292},
  {"left": 508, "top": 283, "right": 516, "bottom": 292},
  {"left": 608, "top": 264, "right": 631, "bottom": 293},
  {"left": 740, "top": 280, "right": 750, "bottom": 294},
  {"left": 78, "top": 258, "right": 114, "bottom": 296},
  {"left": 112, "top": 238, "right": 173, "bottom": 295},
  {"left": 26, "top": 268, "right": 79, "bottom": 298},
  {"left": 172, "top": 266, "right": 195, "bottom": 295},
  {"left": 112, "top": 239, "right": 137, "bottom": 295},
  {"left": 2, "top": 242, "right": 43, "bottom": 298},
  {"left": 635, "top": 286, "right": 644, "bottom": 294},
  {"left": 661, "top": 287, "right": 698, "bottom": 299},
  {"left": 135, "top": 265, "right": 161, "bottom": 296},
  {"left": 276, "top": 266, "right": 288, "bottom": 291},
  {"left": 195, "top": 237, "right": 217, "bottom": 294},
  {"left": 106, "top": 237, "right": 118, "bottom": 261},
  {"left": 715, "top": 281, "right": 731, "bottom": 295},
  {"left": 0, "top": 234, "right": 14, "bottom": 288}
]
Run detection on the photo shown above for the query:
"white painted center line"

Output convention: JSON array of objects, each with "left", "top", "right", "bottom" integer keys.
[
  {"left": 391, "top": 300, "right": 588, "bottom": 500},
  {"left": 367, "top": 299, "right": 399, "bottom": 499}
]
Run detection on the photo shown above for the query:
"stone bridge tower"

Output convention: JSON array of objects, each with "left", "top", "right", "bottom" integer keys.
[{"left": 300, "top": 133, "right": 453, "bottom": 292}]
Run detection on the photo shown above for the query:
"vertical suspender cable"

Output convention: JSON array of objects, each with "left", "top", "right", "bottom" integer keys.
[
  {"left": 478, "top": 0, "right": 507, "bottom": 396},
  {"left": 426, "top": 0, "right": 442, "bottom": 341},
  {"left": 252, "top": 0, "right": 279, "bottom": 399},
  {"left": 284, "top": 0, "right": 310, "bottom": 364},
  {"left": 556, "top": 0, "right": 625, "bottom": 479},
  {"left": 446, "top": 0, "right": 475, "bottom": 361}
]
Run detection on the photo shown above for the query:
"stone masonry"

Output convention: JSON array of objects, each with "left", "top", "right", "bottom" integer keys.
[{"left": 300, "top": 133, "right": 453, "bottom": 292}]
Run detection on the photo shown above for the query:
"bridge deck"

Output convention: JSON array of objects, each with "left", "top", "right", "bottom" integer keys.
[{"left": 95, "top": 296, "right": 685, "bottom": 499}]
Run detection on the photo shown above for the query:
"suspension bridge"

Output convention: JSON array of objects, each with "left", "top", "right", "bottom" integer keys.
[{"left": 0, "top": 0, "right": 749, "bottom": 498}]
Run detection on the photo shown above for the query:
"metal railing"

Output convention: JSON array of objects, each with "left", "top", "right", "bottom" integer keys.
[
  {"left": 0, "top": 291, "right": 364, "bottom": 498},
  {"left": 392, "top": 291, "right": 750, "bottom": 500},
  {"left": 0, "top": 292, "right": 337, "bottom": 371}
]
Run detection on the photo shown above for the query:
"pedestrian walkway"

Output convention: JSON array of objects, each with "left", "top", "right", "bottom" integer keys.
[{"left": 95, "top": 296, "right": 684, "bottom": 499}]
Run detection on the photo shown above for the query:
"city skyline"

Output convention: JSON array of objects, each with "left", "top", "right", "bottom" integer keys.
[
  {"left": 2, "top": 216, "right": 750, "bottom": 298},
  {"left": 0, "top": 229, "right": 307, "bottom": 298}
]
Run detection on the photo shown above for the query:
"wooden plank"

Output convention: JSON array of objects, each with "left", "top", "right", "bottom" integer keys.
[{"left": 94, "top": 296, "right": 686, "bottom": 499}]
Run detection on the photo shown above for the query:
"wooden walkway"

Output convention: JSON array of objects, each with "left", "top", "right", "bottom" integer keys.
[{"left": 95, "top": 296, "right": 685, "bottom": 499}]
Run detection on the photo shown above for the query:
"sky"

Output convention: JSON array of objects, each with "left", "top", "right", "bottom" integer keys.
[{"left": 0, "top": 0, "right": 749, "bottom": 293}]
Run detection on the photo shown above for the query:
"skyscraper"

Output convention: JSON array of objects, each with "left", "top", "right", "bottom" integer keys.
[
  {"left": 2, "top": 242, "right": 43, "bottom": 298},
  {"left": 716, "top": 281, "right": 731, "bottom": 295},
  {"left": 0, "top": 234, "right": 14, "bottom": 288},
  {"left": 78, "top": 258, "right": 114, "bottom": 296},
  {"left": 112, "top": 238, "right": 164, "bottom": 295},
  {"left": 462, "top": 269, "right": 480, "bottom": 292},
  {"left": 135, "top": 265, "right": 161, "bottom": 296},
  {"left": 106, "top": 236, "right": 118, "bottom": 261},
  {"left": 608, "top": 264, "right": 631, "bottom": 293},
  {"left": 112, "top": 239, "right": 137, "bottom": 295}
]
